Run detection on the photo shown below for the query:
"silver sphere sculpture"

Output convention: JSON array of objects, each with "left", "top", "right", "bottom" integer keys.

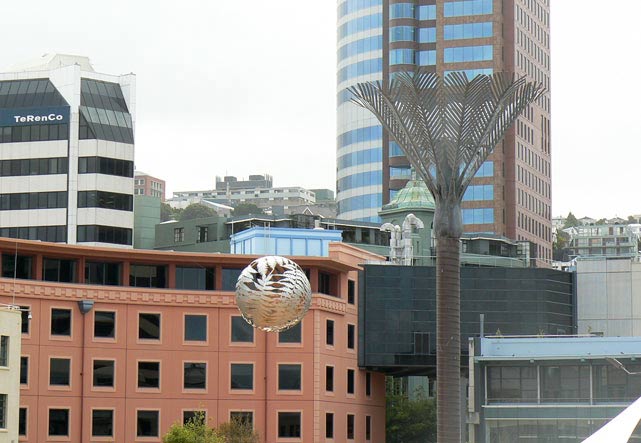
[{"left": 235, "top": 256, "right": 312, "bottom": 332}]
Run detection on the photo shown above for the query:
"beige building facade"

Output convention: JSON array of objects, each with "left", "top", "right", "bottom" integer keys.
[{"left": 0, "top": 306, "right": 21, "bottom": 443}]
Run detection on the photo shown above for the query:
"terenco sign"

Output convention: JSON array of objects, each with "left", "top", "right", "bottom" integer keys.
[
  {"left": 0, "top": 106, "right": 70, "bottom": 127},
  {"left": 13, "top": 113, "right": 65, "bottom": 123}
]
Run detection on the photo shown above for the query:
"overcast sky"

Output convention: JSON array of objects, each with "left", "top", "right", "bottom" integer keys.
[{"left": 0, "top": 0, "right": 639, "bottom": 219}]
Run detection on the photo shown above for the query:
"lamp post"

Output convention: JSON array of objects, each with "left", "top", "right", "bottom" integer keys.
[{"left": 349, "top": 70, "right": 544, "bottom": 442}]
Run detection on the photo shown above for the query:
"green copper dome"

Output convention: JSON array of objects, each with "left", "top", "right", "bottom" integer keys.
[{"left": 381, "top": 180, "right": 436, "bottom": 212}]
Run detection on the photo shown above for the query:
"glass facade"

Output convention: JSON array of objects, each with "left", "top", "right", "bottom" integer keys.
[
  {"left": 0, "top": 124, "right": 68, "bottom": 143},
  {"left": 337, "top": 58, "right": 383, "bottom": 83},
  {"left": 0, "top": 79, "right": 68, "bottom": 108},
  {"left": 390, "top": 49, "right": 415, "bottom": 66},
  {"left": 338, "top": 35, "right": 382, "bottom": 62},
  {"left": 338, "top": 170, "right": 382, "bottom": 192},
  {"left": 463, "top": 184, "right": 493, "bottom": 201},
  {"left": 444, "top": 22, "right": 493, "bottom": 40},
  {"left": 389, "top": 26, "right": 415, "bottom": 42},
  {"left": 443, "top": 0, "right": 493, "bottom": 17},
  {"left": 338, "top": 13, "right": 382, "bottom": 39},
  {"left": 79, "top": 79, "right": 133, "bottom": 144},
  {"left": 338, "top": 0, "right": 382, "bottom": 18},
  {"left": 462, "top": 208, "right": 494, "bottom": 225},
  {"left": 444, "top": 45, "right": 493, "bottom": 63},
  {"left": 417, "top": 50, "right": 437, "bottom": 66}
]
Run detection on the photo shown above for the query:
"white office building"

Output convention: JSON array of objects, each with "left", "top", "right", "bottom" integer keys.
[{"left": 0, "top": 54, "right": 135, "bottom": 247}]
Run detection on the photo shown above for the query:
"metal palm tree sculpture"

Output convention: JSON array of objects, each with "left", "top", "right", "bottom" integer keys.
[{"left": 349, "top": 71, "right": 544, "bottom": 442}]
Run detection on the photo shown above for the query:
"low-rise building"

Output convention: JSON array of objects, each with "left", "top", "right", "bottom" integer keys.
[
  {"left": 468, "top": 335, "right": 641, "bottom": 442},
  {"left": 134, "top": 171, "right": 166, "bottom": 201},
  {"left": 0, "top": 238, "right": 385, "bottom": 442},
  {"left": 565, "top": 224, "right": 639, "bottom": 258}
]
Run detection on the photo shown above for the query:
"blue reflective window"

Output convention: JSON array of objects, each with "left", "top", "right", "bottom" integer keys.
[
  {"left": 390, "top": 3, "right": 414, "bottom": 19},
  {"left": 462, "top": 208, "right": 494, "bottom": 225},
  {"left": 444, "top": 22, "right": 493, "bottom": 40},
  {"left": 444, "top": 0, "right": 493, "bottom": 17},
  {"left": 337, "top": 58, "right": 383, "bottom": 83},
  {"left": 390, "top": 166, "right": 411, "bottom": 178},
  {"left": 338, "top": 36, "right": 383, "bottom": 62},
  {"left": 355, "top": 215, "right": 382, "bottom": 223},
  {"left": 390, "top": 26, "right": 415, "bottom": 42},
  {"left": 337, "top": 170, "right": 383, "bottom": 192},
  {"left": 338, "top": 193, "right": 383, "bottom": 213},
  {"left": 445, "top": 68, "right": 493, "bottom": 79},
  {"left": 337, "top": 147, "right": 383, "bottom": 169},
  {"left": 417, "top": 5, "right": 436, "bottom": 20},
  {"left": 389, "top": 189, "right": 399, "bottom": 201},
  {"left": 337, "top": 89, "right": 353, "bottom": 106},
  {"left": 390, "top": 49, "right": 415, "bottom": 65},
  {"left": 338, "top": 13, "right": 383, "bottom": 40},
  {"left": 474, "top": 161, "right": 494, "bottom": 177},
  {"left": 444, "top": 45, "right": 493, "bottom": 63},
  {"left": 339, "top": 0, "right": 382, "bottom": 18},
  {"left": 417, "top": 50, "right": 436, "bottom": 66},
  {"left": 389, "top": 141, "right": 404, "bottom": 157},
  {"left": 338, "top": 125, "right": 383, "bottom": 148},
  {"left": 463, "top": 184, "right": 494, "bottom": 201},
  {"left": 418, "top": 27, "right": 436, "bottom": 43}
]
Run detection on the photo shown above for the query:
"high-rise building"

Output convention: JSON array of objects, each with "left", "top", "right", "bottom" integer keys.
[
  {"left": 336, "top": 0, "right": 552, "bottom": 263},
  {"left": 0, "top": 54, "right": 135, "bottom": 248}
]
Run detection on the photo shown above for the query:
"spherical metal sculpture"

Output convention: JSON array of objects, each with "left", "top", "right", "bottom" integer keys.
[{"left": 235, "top": 256, "right": 312, "bottom": 332}]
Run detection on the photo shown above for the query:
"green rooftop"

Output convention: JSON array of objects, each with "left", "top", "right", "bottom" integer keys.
[{"left": 381, "top": 180, "right": 436, "bottom": 212}]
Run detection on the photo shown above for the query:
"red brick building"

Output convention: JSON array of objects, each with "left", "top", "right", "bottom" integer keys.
[
  {"left": 0, "top": 238, "right": 385, "bottom": 442},
  {"left": 134, "top": 171, "right": 165, "bottom": 201}
]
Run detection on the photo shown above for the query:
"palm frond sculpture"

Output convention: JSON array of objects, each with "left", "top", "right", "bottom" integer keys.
[{"left": 349, "top": 70, "right": 544, "bottom": 442}]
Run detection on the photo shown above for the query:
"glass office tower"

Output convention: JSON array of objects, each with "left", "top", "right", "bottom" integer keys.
[{"left": 336, "top": 0, "right": 552, "bottom": 264}]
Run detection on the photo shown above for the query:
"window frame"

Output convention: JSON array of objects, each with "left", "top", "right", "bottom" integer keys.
[
  {"left": 92, "top": 358, "right": 116, "bottom": 390},
  {"left": 49, "top": 356, "right": 72, "bottom": 389},
  {"left": 93, "top": 310, "right": 116, "bottom": 341},
  {"left": 91, "top": 408, "right": 115, "bottom": 438},
  {"left": 136, "top": 409, "right": 160, "bottom": 438},
  {"left": 137, "top": 312, "right": 161, "bottom": 342},
  {"left": 277, "top": 410, "right": 302, "bottom": 439},
  {"left": 137, "top": 360, "right": 161, "bottom": 391},
  {"left": 50, "top": 307, "right": 72, "bottom": 339},
  {"left": 230, "top": 362, "right": 255, "bottom": 393},
  {"left": 278, "top": 363, "right": 303, "bottom": 393},
  {"left": 183, "top": 313, "right": 208, "bottom": 344},
  {"left": 183, "top": 360, "right": 207, "bottom": 392},
  {"left": 47, "top": 407, "right": 70, "bottom": 438}
]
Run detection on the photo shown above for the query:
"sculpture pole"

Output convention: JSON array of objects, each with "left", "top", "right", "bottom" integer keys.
[{"left": 350, "top": 71, "right": 544, "bottom": 442}]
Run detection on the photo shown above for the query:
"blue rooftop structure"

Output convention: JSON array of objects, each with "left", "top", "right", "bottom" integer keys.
[{"left": 230, "top": 227, "right": 343, "bottom": 256}]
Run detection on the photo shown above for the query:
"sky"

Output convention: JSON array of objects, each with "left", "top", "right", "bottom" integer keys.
[{"left": 0, "top": 0, "right": 639, "bottom": 219}]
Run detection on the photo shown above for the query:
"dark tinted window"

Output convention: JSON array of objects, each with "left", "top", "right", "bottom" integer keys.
[
  {"left": 43, "top": 258, "right": 75, "bottom": 283},
  {"left": 19, "top": 407, "right": 27, "bottom": 436},
  {"left": 0, "top": 191, "right": 67, "bottom": 211},
  {"left": 279, "top": 322, "right": 301, "bottom": 344},
  {"left": 0, "top": 124, "right": 69, "bottom": 144},
  {"left": 348, "top": 324, "right": 355, "bottom": 349},
  {"left": 94, "top": 311, "right": 115, "bottom": 338},
  {"left": 136, "top": 410, "right": 159, "bottom": 437},
  {"left": 366, "top": 415, "right": 371, "bottom": 440},
  {"left": 78, "top": 156, "right": 133, "bottom": 178},
  {"left": 0, "top": 225, "right": 66, "bottom": 242},
  {"left": 78, "top": 190, "right": 132, "bottom": 211},
  {"left": 20, "top": 305, "right": 30, "bottom": 334},
  {"left": 184, "top": 362, "right": 206, "bottom": 389},
  {"left": 348, "top": 279, "right": 356, "bottom": 304},
  {"left": 20, "top": 356, "right": 28, "bottom": 384},
  {"left": 80, "top": 79, "right": 134, "bottom": 144},
  {"left": 230, "top": 363, "right": 253, "bottom": 390},
  {"left": 222, "top": 268, "right": 242, "bottom": 290},
  {"left": 183, "top": 410, "right": 206, "bottom": 425},
  {"left": 137, "top": 361, "right": 160, "bottom": 388},
  {"left": 48, "top": 409, "right": 69, "bottom": 436},
  {"left": 130, "top": 265, "right": 166, "bottom": 288},
  {"left": 347, "top": 369, "right": 355, "bottom": 394},
  {"left": 78, "top": 225, "right": 132, "bottom": 245},
  {"left": 51, "top": 308, "right": 71, "bottom": 336},
  {"left": 176, "top": 267, "right": 215, "bottom": 290},
  {"left": 326, "top": 412, "right": 333, "bottom": 438},
  {"left": 326, "top": 320, "right": 334, "bottom": 346},
  {"left": 92, "top": 410, "right": 113, "bottom": 437},
  {"left": 278, "top": 364, "right": 302, "bottom": 390},
  {"left": 326, "top": 366, "right": 334, "bottom": 392},
  {"left": 49, "top": 358, "right": 70, "bottom": 386},
  {"left": 0, "top": 157, "right": 68, "bottom": 176},
  {"left": 138, "top": 313, "right": 160, "bottom": 340},
  {"left": 231, "top": 316, "right": 253, "bottom": 343},
  {"left": 366, "top": 372, "right": 372, "bottom": 396},
  {"left": 93, "top": 360, "right": 115, "bottom": 387},
  {"left": 184, "top": 315, "right": 207, "bottom": 341},
  {"left": 1, "top": 254, "right": 32, "bottom": 279},
  {"left": 347, "top": 414, "right": 355, "bottom": 439},
  {"left": 278, "top": 412, "right": 301, "bottom": 438},
  {"left": 85, "top": 261, "right": 121, "bottom": 285}
]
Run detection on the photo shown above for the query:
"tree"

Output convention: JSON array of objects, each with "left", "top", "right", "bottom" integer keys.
[
  {"left": 163, "top": 412, "right": 222, "bottom": 443},
  {"left": 180, "top": 203, "right": 217, "bottom": 221},
  {"left": 628, "top": 215, "right": 639, "bottom": 224},
  {"left": 386, "top": 381, "right": 436, "bottom": 443},
  {"left": 233, "top": 203, "right": 264, "bottom": 216},
  {"left": 217, "top": 418, "right": 260, "bottom": 443},
  {"left": 563, "top": 212, "right": 579, "bottom": 229},
  {"left": 553, "top": 229, "right": 570, "bottom": 261},
  {"left": 350, "top": 70, "right": 543, "bottom": 442},
  {"left": 161, "top": 203, "right": 180, "bottom": 222}
]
